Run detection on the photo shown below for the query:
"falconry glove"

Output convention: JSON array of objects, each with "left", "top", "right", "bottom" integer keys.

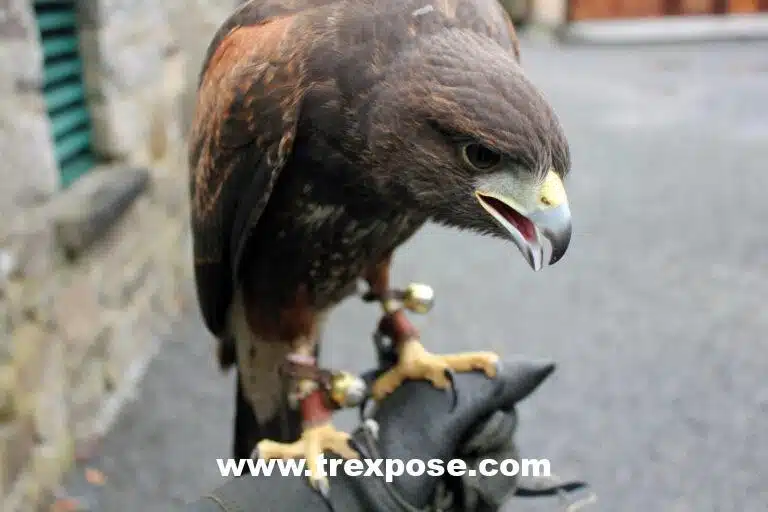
[{"left": 184, "top": 358, "right": 591, "bottom": 511}]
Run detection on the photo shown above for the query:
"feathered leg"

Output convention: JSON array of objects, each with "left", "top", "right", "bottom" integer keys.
[
  {"left": 232, "top": 338, "right": 321, "bottom": 460},
  {"left": 252, "top": 349, "right": 360, "bottom": 497},
  {"left": 230, "top": 287, "right": 358, "bottom": 495}
]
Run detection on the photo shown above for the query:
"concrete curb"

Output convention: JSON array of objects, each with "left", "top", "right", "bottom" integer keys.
[{"left": 557, "top": 14, "right": 768, "bottom": 45}]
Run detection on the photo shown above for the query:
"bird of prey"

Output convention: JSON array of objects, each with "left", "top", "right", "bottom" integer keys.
[{"left": 189, "top": 0, "right": 572, "bottom": 492}]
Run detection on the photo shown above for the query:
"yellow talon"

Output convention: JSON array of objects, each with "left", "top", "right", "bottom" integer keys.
[
  {"left": 371, "top": 339, "right": 499, "bottom": 401},
  {"left": 254, "top": 422, "right": 360, "bottom": 489}
]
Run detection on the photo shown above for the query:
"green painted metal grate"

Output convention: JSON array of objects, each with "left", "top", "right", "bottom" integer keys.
[{"left": 34, "top": 0, "right": 95, "bottom": 188}]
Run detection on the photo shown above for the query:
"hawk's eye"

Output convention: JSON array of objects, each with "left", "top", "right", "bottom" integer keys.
[{"left": 461, "top": 143, "right": 502, "bottom": 171}]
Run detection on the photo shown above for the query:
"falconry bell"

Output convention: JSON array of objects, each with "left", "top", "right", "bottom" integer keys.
[{"left": 401, "top": 283, "right": 435, "bottom": 314}]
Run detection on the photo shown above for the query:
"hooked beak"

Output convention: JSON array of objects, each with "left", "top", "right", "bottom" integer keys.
[{"left": 475, "top": 169, "right": 572, "bottom": 271}]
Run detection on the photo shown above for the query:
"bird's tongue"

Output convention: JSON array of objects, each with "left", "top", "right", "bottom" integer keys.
[{"left": 482, "top": 196, "right": 537, "bottom": 242}]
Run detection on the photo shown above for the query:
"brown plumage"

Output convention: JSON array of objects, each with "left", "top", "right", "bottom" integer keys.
[{"left": 189, "top": 0, "right": 572, "bottom": 460}]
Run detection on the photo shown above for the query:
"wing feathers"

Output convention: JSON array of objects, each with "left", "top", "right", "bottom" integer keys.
[{"left": 189, "top": 14, "right": 305, "bottom": 337}]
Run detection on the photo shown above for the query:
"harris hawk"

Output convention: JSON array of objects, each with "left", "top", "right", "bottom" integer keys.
[{"left": 189, "top": 0, "right": 572, "bottom": 492}]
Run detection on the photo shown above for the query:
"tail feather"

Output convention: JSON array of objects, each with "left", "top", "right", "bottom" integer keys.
[{"left": 233, "top": 372, "right": 302, "bottom": 459}]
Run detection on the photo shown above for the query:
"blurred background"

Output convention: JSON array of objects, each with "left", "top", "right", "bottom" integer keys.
[{"left": 0, "top": 0, "right": 766, "bottom": 511}]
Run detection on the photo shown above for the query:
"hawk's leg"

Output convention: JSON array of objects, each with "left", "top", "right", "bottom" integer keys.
[
  {"left": 364, "top": 255, "right": 500, "bottom": 403},
  {"left": 252, "top": 353, "right": 359, "bottom": 496}
]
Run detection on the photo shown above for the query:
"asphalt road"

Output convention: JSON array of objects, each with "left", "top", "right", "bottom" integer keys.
[{"left": 64, "top": 36, "right": 768, "bottom": 512}]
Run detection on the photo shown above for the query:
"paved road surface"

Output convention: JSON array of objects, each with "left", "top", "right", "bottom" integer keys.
[{"left": 64, "top": 36, "right": 768, "bottom": 512}]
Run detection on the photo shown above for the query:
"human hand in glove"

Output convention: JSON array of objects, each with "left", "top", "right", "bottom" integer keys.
[{"left": 184, "top": 358, "right": 591, "bottom": 512}]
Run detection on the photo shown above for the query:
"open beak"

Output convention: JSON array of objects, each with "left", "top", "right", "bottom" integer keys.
[{"left": 475, "top": 169, "right": 571, "bottom": 271}]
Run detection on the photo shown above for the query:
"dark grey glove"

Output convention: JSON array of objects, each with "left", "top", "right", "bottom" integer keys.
[{"left": 185, "top": 359, "right": 588, "bottom": 512}]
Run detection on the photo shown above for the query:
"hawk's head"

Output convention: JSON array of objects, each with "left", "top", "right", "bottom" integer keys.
[{"left": 363, "top": 29, "right": 571, "bottom": 271}]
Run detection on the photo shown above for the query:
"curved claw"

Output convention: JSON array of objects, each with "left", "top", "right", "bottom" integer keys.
[
  {"left": 362, "top": 419, "right": 380, "bottom": 441},
  {"left": 309, "top": 476, "right": 334, "bottom": 511},
  {"left": 346, "top": 436, "right": 367, "bottom": 460},
  {"left": 444, "top": 368, "right": 458, "bottom": 411},
  {"left": 310, "top": 476, "right": 330, "bottom": 496},
  {"left": 358, "top": 394, "right": 375, "bottom": 423},
  {"left": 493, "top": 359, "right": 503, "bottom": 377}
]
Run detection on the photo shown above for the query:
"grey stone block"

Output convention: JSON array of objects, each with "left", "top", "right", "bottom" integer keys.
[
  {"left": 0, "top": 94, "right": 59, "bottom": 217},
  {"left": 0, "top": 0, "right": 44, "bottom": 90},
  {"left": 0, "top": 0, "right": 32, "bottom": 39},
  {"left": 87, "top": 91, "right": 151, "bottom": 159},
  {"left": 79, "top": 26, "right": 167, "bottom": 94},
  {"left": 2, "top": 214, "right": 56, "bottom": 281},
  {"left": 47, "top": 166, "right": 150, "bottom": 258}
]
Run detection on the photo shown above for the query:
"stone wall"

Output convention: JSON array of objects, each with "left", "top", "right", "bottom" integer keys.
[
  {"left": 0, "top": 0, "right": 59, "bottom": 216},
  {"left": 0, "top": 0, "right": 239, "bottom": 509}
]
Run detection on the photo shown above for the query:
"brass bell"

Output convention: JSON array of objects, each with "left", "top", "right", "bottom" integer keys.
[
  {"left": 401, "top": 283, "right": 435, "bottom": 314},
  {"left": 329, "top": 372, "right": 367, "bottom": 408}
]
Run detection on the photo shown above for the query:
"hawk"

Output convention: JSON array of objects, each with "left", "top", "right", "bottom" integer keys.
[{"left": 189, "top": 0, "right": 571, "bottom": 492}]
